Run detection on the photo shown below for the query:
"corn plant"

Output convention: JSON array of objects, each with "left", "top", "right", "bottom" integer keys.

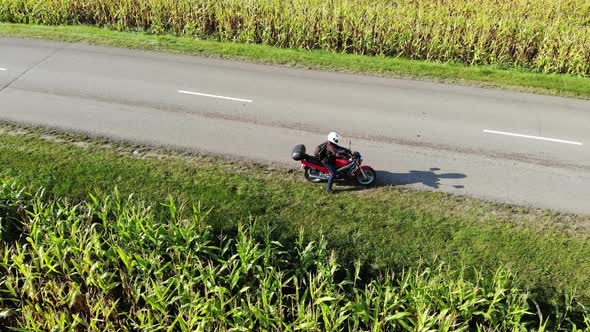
[
  {"left": 0, "top": 180, "right": 589, "bottom": 330},
  {"left": 1, "top": 0, "right": 590, "bottom": 75}
]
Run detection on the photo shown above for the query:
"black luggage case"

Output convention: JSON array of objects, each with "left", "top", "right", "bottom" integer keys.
[{"left": 291, "top": 144, "right": 306, "bottom": 161}]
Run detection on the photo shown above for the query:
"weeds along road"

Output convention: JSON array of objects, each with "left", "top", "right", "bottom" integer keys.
[{"left": 1, "top": 38, "right": 590, "bottom": 214}]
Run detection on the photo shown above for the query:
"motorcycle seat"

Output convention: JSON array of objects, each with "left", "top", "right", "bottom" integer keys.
[{"left": 305, "top": 155, "right": 323, "bottom": 165}]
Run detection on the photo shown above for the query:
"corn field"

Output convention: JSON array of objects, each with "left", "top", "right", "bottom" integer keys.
[
  {"left": 1, "top": 180, "right": 589, "bottom": 331},
  {"left": 1, "top": 0, "right": 590, "bottom": 76}
]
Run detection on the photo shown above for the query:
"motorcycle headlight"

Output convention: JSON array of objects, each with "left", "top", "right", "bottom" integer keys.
[{"left": 359, "top": 153, "right": 364, "bottom": 161}]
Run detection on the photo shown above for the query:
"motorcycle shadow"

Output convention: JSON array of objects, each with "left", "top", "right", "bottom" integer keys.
[
  {"left": 335, "top": 168, "right": 466, "bottom": 192},
  {"left": 376, "top": 168, "right": 467, "bottom": 189}
]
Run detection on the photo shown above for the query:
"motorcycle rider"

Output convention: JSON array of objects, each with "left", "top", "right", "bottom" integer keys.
[{"left": 322, "top": 132, "right": 352, "bottom": 194}]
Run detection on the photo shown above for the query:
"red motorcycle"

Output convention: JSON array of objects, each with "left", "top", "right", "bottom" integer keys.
[{"left": 291, "top": 144, "right": 377, "bottom": 186}]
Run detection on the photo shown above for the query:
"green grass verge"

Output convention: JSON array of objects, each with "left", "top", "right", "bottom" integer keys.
[
  {"left": 1, "top": 122, "right": 589, "bottom": 311},
  {"left": 2, "top": 23, "right": 590, "bottom": 99}
]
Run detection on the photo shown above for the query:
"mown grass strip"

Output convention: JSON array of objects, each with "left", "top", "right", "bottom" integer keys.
[
  {"left": 1, "top": 23, "right": 590, "bottom": 99},
  {"left": 0, "top": 123, "right": 589, "bottom": 311}
]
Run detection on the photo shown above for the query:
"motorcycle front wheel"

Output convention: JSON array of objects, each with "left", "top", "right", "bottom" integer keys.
[
  {"left": 356, "top": 167, "right": 377, "bottom": 186},
  {"left": 304, "top": 167, "right": 325, "bottom": 183}
]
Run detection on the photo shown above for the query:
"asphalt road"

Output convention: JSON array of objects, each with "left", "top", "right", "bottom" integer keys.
[{"left": 1, "top": 38, "right": 590, "bottom": 214}]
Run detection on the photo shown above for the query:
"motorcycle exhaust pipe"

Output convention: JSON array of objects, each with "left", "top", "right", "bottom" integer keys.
[{"left": 308, "top": 173, "right": 328, "bottom": 180}]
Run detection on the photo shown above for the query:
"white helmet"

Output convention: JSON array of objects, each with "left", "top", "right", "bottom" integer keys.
[{"left": 327, "top": 132, "right": 341, "bottom": 145}]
